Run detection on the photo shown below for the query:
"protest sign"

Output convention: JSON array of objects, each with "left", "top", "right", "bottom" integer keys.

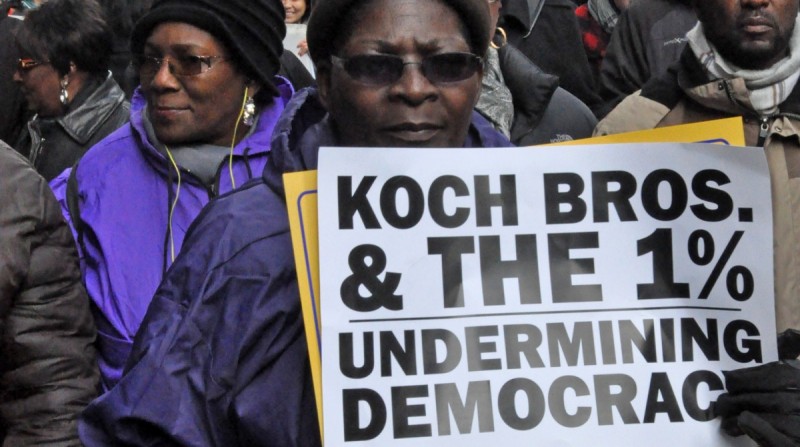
[
  {"left": 544, "top": 117, "right": 746, "bottom": 147},
  {"left": 283, "top": 23, "right": 315, "bottom": 78},
  {"left": 285, "top": 170, "right": 323, "bottom": 437},
  {"left": 316, "top": 143, "right": 776, "bottom": 446}
]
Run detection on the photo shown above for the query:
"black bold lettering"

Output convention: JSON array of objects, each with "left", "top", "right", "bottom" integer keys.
[
  {"left": 660, "top": 319, "right": 676, "bottom": 363},
  {"left": 599, "top": 321, "right": 617, "bottom": 365},
  {"left": 643, "top": 372, "right": 683, "bottom": 423},
  {"left": 549, "top": 375, "right": 591, "bottom": 427},
  {"left": 641, "top": 169, "right": 688, "bottom": 221},
  {"left": 681, "top": 318, "right": 719, "bottom": 362},
  {"left": 479, "top": 235, "right": 541, "bottom": 305},
  {"left": 339, "top": 176, "right": 380, "bottom": 229},
  {"left": 549, "top": 232, "right": 603, "bottom": 303},
  {"left": 594, "top": 374, "right": 640, "bottom": 425},
  {"left": 465, "top": 326, "right": 502, "bottom": 371},
  {"left": 380, "top": 176, "right": 425, "bottom": 229},
  {"left": 544, "top": 173, "right": 586, "bottom": 224},
  {"left": 497, "top": 378, "right": 546, "bottom": 430},
  {"left": 429, "top": 175, "right": 470, "bottom": 228},
  {"left": 435, "top": 381, "right": 494, "bottom": 435},
  {"left": 392, "top": 385, "right": 432, "bottom": 438},
  {"left": 682, "top": 370, "right": 723, "bottom": 421},
  {"left": 691, "top": 169, "right": 734, "bottom": 222},
  {"left": 592, "top": 171, "right": 638, "bottom": 222},
  {"left": 723, "top": 320, "right": 762, "bottom": 363},
  {"left": 422, "top": 329, "right": 462, "bottom": 374},
  {"left": 619, "top": 319, "right": 658, "bottom": 363},
  {"left": 380, "top": 330, "right": 417, "bottom": 377},
  {"left": 340, "top": 332, "right": 374, "bottom": 378},
  {"left": 474, "top": 175, "right": 518, "bottom": 227},
  {"left": 428, "top": 237, "right": 475, "bottom": 308},
  {"left": 547, "top": 322, "right": 597, "bottom": 366},
  {"left": 504, "top": 324, "right": 545, "bottom": 369},
  {"left": 343, "top": 388, "right": 387, "bottom": 441}
]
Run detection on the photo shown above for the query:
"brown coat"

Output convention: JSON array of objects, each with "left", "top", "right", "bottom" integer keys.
[
  {"left": 0, "top": 141, "right": 99, "bottom": 446},
  {"left": 596, "top": 49, "right": 800, "bottom": 332}
]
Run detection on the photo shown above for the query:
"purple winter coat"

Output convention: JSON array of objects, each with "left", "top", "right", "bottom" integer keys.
[{"left": 50, "top": 78, "right": 294, "bottom": 390}]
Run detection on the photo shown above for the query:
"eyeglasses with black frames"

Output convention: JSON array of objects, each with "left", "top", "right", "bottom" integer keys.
[
  {"left": 133, "top": 54, "right": 229, "bottom": 79},
  {"left": 331, "top": 52, "right": 483, "bottom": 86}
]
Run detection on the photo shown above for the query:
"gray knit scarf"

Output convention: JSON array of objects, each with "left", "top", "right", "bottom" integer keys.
[
  {"left": 687, "top": 15, "right": 800, "bottom": 115},
  {"left": 476, "top": 47, "right": 514, "bottom": 138}
]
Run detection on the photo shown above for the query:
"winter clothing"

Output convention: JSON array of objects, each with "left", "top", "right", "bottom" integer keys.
[
  {"left": 477, "top": 43, "right": 597, "bottom": 145},
  {"left": 50, "top": 78, "right": 293, "bottom": 390},
  {"left": 131, "top": 0, "right": 287, "bottom": 98},
  {"left": 686, "top": 18, "right": 800, "bottom": 116},
  {"left": 595, "top": 47, "right": 800, "bottom": 332},
  {"left": 477, "top": 47, "right": 515, "bottom": 137},
  {"left": 14, "top": 73, "right": 130, "bottom": 181},
  {"left": 77, "top": 87, "right": 511, "bottom": 446},
  {"left": 575, "top": 1, "right": 612, "bottom": 82},
  {"left": 500, "top": 0, "right": 603, "bottom": 116},
  {"left": 307, "top": 0, "right": 492, "bottom": 63},
  {"left": 597, "top": 0, "right": 697, "bottom": 118},
  {"left": 0, "top": 140, "right": 99, "bottom": 446}
]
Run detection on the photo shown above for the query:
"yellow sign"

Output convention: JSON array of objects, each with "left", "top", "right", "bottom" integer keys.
[
  {"left": 545, "top": 117, "right": 745, "bottom": 146},
  {"left": 284, "top": 170, "right": 323, "bottom": 440}
]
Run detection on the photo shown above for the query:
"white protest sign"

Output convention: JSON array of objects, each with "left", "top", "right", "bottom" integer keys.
[{"left": 317, "top": 143, "right": 776, "bottom": 447}]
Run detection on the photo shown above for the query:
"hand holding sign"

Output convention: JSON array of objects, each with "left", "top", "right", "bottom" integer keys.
[{"left": 715, "top": 329, "right": 800, "bottom": 446}]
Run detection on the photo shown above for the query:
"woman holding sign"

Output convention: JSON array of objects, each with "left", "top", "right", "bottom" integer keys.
[{"left": 77, "top": 0, "right": 510, "bottom": 445}]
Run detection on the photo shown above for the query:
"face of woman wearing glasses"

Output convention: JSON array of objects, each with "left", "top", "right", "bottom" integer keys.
[
  {"left": 317, "top": 0, "right": 483, "bottom": 148},
  {"left": 141, "top": 22, "right": 258, "bottom": 146},
  {"left": 12, "top": 55, "right": 64, "bottom": 118}
]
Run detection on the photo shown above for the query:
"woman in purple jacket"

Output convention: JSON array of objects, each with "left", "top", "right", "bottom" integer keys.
[
  {"left": 78, "top": 0, "right": 511, "bottom": 444},
  {"left": 50, "top": 0, "right": 293, "bottom": 390}
]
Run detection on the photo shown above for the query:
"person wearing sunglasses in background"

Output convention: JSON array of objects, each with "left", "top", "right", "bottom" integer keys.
[
  {"left": 49, "top": 0, "right": 294, "bottom": 392},
  {"left": 78, "top": 0, "right": 509, "bottom": 444},
  {"left": 477, "top": 0, "right": 597, "bottom": 145},
  {"left": 11, "top": 0, "right": 129, "bottom": 182}
]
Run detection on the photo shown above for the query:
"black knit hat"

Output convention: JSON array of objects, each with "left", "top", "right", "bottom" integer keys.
[
  {"left": 131, "top": 0, "right": 286, "bottom": 98},
  {"left": 307, "top": 0, "right": 491, "bottom": 66}
]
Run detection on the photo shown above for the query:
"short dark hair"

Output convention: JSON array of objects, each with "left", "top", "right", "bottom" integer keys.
[{"left": 15, "top": 0, "right": 113, "bottom": 76}]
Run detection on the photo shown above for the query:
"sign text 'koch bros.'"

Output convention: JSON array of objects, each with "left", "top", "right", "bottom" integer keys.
[{"left": 317, "top": 144, "right": 775, "bottom": 447}]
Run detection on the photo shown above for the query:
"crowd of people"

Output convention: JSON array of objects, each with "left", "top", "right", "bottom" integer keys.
[{"left": 0, "top": 0, "right": 798, "bottom": 445}]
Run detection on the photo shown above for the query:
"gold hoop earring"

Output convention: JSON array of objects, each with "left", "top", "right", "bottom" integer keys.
[{"left": 490, "top": 27, "right": 508, "bottom": 49}]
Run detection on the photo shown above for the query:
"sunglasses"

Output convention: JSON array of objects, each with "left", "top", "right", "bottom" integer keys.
[
  {"left": 134, "top": 54, "right": 229, "bottom": 79},
  {"left": 16, "top": 58, "right": 47, "bottom": 71},
  {"left": 331, "top": 52, "right": 483, "bottom": 86}
]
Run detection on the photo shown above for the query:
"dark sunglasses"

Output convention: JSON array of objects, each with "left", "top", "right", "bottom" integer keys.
[
  {"left": 133, "top": 54, "right": 229, "bottom": 79},
  {"left": 16, "top": 58, "right": 47, "bottom": 71},
  {"left": 331, "top": 52, "right": 483, "bottom": 86}
]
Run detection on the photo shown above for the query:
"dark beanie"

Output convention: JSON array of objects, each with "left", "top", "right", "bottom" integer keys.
[
  {"left": 307, "top": 0, "right": 491, "bottom": 66},
  {"left": 131, "top": 0, "right": 286, "bottom": 98}
]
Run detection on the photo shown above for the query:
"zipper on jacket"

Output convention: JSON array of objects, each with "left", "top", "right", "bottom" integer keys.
[{"left": 757, "top": 117, "right": 770, "bottom": 147}]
